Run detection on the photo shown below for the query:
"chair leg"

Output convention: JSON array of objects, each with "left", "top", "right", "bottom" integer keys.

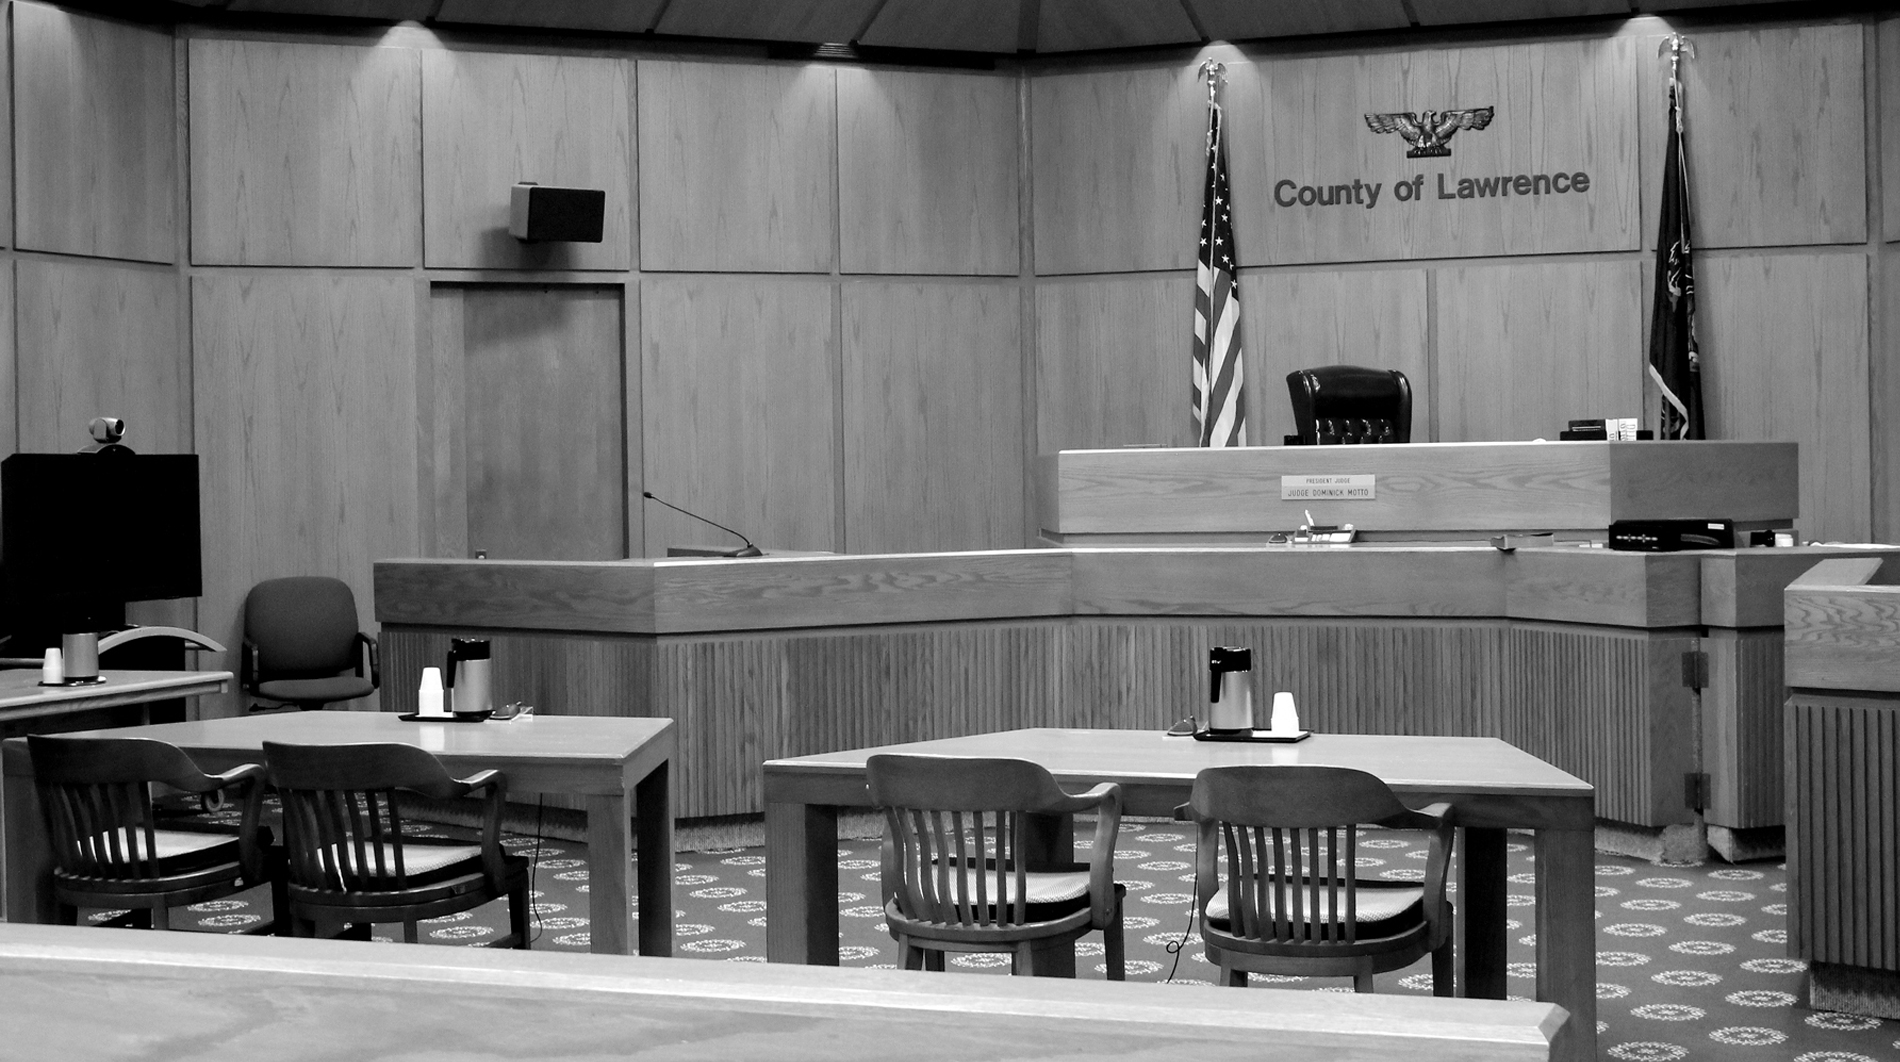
[
  {"left": 510, "top": 883, "right": 532, "bottom": 949},
  {"left": 151, "top": 906, "right": 171, "bottom": 932},
  {"left": 403, "top": 918, "right": 420, "bottom": 944},
  {"left": 1220, "top": 961, "right": 1247, "bottom": 988},
  {"left": 55, "top": 903, "right": 79, "bottom": 927},
  {"left": 901, "top": 939, "right": 924, "bottom": 971},
  {"left": 1353, "top": 967, "right": 1375, "bottom": 993},
  {"left": 1103, "top": 893, "right": 1126, "bottom": 981},
  {"left": 1013, "top": 940, "right": 1037, "bottom": 976},
  {"left": 924, "top": 950, "right": 944, "bottom": 972}
]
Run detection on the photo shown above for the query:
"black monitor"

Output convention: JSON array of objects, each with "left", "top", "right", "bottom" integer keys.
[{"left": 1, "top": 453, "right": 202, "bottom": 631}]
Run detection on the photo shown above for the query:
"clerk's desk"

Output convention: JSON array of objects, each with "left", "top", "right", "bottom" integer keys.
[{"left": 375, "top": 441, "right": 1882, "bottom": 849}]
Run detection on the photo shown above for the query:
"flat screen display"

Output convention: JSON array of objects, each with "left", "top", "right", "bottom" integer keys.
[{"left": 1, "top": 453, "right": 202, "bottom": 626}]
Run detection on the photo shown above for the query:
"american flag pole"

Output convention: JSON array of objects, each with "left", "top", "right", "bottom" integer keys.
[{"left": 1193, "top": 59, "right": 1247, "bottom": 448}]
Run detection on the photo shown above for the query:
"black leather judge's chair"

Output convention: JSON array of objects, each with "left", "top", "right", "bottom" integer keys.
[
  {"left": 1286, "top": 366, "right": 1412, "bottom": 445},
  {"left": 242, "top": 576, "right": 379, "bottom": 712}
]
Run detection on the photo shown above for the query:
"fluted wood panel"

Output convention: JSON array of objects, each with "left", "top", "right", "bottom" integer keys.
[
  {"left": 422, "top": 50, "right": 632, "bottom": 270},
  {"left": 1257, "top": 39, "right": 1638, "bottom": 265},
  {"left": 1504, "top": 624, "right": 1696, "bottom": 826},
  {"left": 1702, "top": 628, "right": 1785, "bottom": 830},
  {"left": 461, "top": 286, "right": 628, "bottom": 561},
  {"left": 13, "top": 5, "right": 173, "bottom": 262},
  {"left": 637, "top": 61, "right": 836, "bottom": 273},
  {"left": 1787, "top": 694, "right": 1900, "bottom": 972},
  {"left": 1035, "top": 276, "right": 1196, "bottom": 452},
  {"left": 640, "top": 277, "right": 837, "bottom": 554},
  {"left": 0, "top": 21, "right": 11, "bottom": 250},
  {"left": 843, "top": 282, "right": 1024, "bottom": 553},
  {"left": 15, "top": 260, "right": 186, "bottom": 454},
  {"left": 1410, "top": 0, "right": 1625, "bottom": 24},
  {"left": 1434, "top": 259, "right": 1643, "bottom": 443},
  {"left": 1881, "top": 246, "right": 1900, "bottom": 543},
  {"left": 0, "top": 265, "right": 13, "bottom": 455},
  {"left": 1639, "top": 24, "right": 1866, "bottom": 250},
  {"left": 1243, "top": 269, "right": 1429, "bottom": 445},
  {"left": 1697, "top": 253, "right": 1869, "bottom": 543},
  {"left": 193, "top": 274, "right": 420, "bottom": 715},
  {"left": 189, "top": 38, "right": 420, "bottom": 266},
  {"left": 422, "top": 285, "right": 467, "bottom": 559},
  {"left": 1031, "top": 65, "right": 1224, "bottom": 274},
  {"left": 836, "top": 69, "right": 1020, "bottom": 276}
]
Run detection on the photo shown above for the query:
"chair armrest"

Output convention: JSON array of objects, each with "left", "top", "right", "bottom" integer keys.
[
  {"left": 450, "top": 769, "right": 503, "bottom": 795},
  {"left": 455, "top": 769, "right": 510, "bottom": 881},
  {"left": 1413, "top": 804, "right": 1456, "bottom": 945},
  {"left": 211, "top": 763, "right": 271, "bottom": 883},
  {"left": 1172, "top": 802, "right": 1194, "bottom": 822},
  {"left": 240, "top": 639, "right": 260, "bottom": 693},
  {"left": 355, "top": 632, "right": 381, "bottom": 688},
  {"left": 1083, "top": 783, "right": 1122, "bottom": 929}
]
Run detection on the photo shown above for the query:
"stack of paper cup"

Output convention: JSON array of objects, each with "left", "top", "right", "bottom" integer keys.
[
  {"left": 41, "top": 647, "right": 63, "bottom": 685},
  {"left": 417, "top": 667, "right": 447, "bottom": 717}
]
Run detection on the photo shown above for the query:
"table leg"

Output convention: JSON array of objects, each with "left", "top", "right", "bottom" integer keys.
[
  {"left": 634, "top": 758, "right": 673, "bottom": 958},
  {"left": 1536, "top": 826, "right": 1597, "bottom": 1062},
  {"left": 585, "top": 790, "right": 634, "bottom": 955},
  {"left": 765, "top": 800, "right": 838, "bottom": 964},
  {"left": 1457, "top": 826, "right": 1508, "bottom": 999},
  {"left": 1024, "top": 812, "right": 1076, "bottom": 976},
  {"left": 1, "top": 745, "right": 52, "bottom": 925}
]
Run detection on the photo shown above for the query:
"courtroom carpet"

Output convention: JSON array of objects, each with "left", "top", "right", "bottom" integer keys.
[{"left": 143, "top": 807, "right": 1893, "bottom": 1062}]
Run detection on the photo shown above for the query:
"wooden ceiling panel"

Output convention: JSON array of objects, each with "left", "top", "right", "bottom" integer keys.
[
  {"left": 1037, "top": 0, "right": 1199, "bottom": 55},
  {"left": 224, "top": 0, "right": 436, "bottom": 18},
  {"left": 1189, "top": 0, "right": 1411, "bottom": 41},
  {"left": 1638, "top": 0, "right": 1785, "bottom": 10},
  {"left": 654, "top": 0, "right": 884, "bottom": 45},
  {"left": 859, "top": 0, "right": 1022, "bottom": 54},
  {"left": 1410, "top": 0, "right": 1629, "bottom": 26},
  {"left": 435, "top": 0, "right": 668, "bottom": 34}
]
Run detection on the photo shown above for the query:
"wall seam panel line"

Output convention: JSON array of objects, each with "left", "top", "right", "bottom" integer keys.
[{"left": 830, "top": 65, "right": 847, "bottom": 554}]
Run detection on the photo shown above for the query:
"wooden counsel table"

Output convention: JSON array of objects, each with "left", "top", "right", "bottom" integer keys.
[
  {"left": 1, "top": 712, "right": 675, "bottom": 957},
  {"left": 0, "top": 922, "right": 1566, "bottom": 1062},
  {"left": 0, "top": 668, "right": 229, "bottom": 728},
  {"left": 763, "top": 728, "right": 1595, "bottom": 1062}
]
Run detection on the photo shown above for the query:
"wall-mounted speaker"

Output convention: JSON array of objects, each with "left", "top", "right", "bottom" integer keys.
[{"left": 509, "top": 183, "right": 606, "bottom": 243}]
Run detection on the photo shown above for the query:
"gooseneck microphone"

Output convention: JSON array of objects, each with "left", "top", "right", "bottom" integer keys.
[{"left": 640, "top": 491, "right": 764, "bottom": 558}]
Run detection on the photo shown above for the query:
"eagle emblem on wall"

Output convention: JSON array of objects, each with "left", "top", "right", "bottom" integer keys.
[{"left": 1364, "top": 107, "right": 1495, "bottom": 158}]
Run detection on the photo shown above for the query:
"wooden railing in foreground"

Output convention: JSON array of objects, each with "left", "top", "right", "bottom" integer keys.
[{"left": 0, "top": 922, "right": 1567, "bottom": 1062}]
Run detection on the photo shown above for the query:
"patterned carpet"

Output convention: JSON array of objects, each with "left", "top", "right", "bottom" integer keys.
[{"left": 111, "top": 806, "right": 1898, "bottom": 1062}]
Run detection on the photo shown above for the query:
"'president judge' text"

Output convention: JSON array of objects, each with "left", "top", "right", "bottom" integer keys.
[{"left": 1273, "top": 171, "right": 1591, "bottom": 209}]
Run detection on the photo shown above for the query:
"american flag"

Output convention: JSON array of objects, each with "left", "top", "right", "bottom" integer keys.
[{"left": 1193, "top": 95, "right": 1246, "bottom": 447}]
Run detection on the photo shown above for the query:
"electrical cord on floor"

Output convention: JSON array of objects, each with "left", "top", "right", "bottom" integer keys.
[
  {"left": 508, "top": 795, "right": 547, "bottom": 947},
  {"left": 1162, "top": 864, "right": 1202, "bottom": 983}
]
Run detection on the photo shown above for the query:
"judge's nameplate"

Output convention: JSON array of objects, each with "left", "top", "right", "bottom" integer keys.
[{"left": 1281, "top": 474, "right": 1376, "bottom": 501}]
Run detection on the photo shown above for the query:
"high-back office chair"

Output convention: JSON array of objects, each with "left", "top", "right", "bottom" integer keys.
[
  {"left": 867, "top": 754, "right": 1126, "bottom": 978},
  {"left": 263, "top": 741, "right": 530, "bottom": 946},
  {"left": 27, "top": 734, "right": 283, "bottom": 932},
  {"left": 1179, "top": 764, "right": 1454, "bottom": 994},
  {"left": 242, "top": 576, "right": 379, "bottom": 711},
  {"left": 1286, "top": 365, "right": 1412, "bottom": 445}
]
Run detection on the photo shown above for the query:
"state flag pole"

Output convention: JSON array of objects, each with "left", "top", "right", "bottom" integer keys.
[{"left": 1648, "top": 33, "right": 1705, "bottom": 440}]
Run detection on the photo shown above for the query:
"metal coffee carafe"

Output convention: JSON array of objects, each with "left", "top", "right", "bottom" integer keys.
[
  {"left": 1208, "top": 646, "right": 1254, "bottom": 733},
  {"left": 445, "top": 638, "right": 492, "bottom": 715}
]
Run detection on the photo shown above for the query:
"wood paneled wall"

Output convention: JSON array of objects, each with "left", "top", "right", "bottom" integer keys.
[{"left": 4, "top": 4, "right": 1899, "bottom": 726}]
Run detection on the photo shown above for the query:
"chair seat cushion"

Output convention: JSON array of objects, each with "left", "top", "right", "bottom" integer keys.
[
  {"left": 1205, "top": 881, "right": 1424, "bottom": 939},
  {"left": 321, "top": 842, "right": 483, "bottom": 887},
  {"left": 257, "top": 676, "right": 376, "bottom": 705},
  {"left": 70, "top": 827, "right": 243, "bottom": 876}
]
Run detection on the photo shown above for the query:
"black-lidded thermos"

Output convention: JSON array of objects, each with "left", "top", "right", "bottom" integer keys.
[{"left": 1208, "top": 646, "right": 1254, "bottom": 733}]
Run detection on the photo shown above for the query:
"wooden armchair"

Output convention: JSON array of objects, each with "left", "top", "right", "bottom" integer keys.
[
  {"left": 867, "top": 753, "right": 1125, "bottom": 978},
  {"left": 262, "top": 741, "right": 529, "bottom": 946},
  {"left": 27, "top": 734, "right": 283, "bottom": 932},
  {"left": 1180, "top": 764, "right": 1455, "bottom": 993}
]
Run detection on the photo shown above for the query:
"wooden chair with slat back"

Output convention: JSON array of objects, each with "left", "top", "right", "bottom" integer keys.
[
  {"left": 262, "top": 741, "right": 530, "bottom": 946},
  {"left": 27, "top": 734, "right": 284, "bottom": 932},
  {"left": 1179, "top": 764, "right": 1455, "bottom": 993},
  {"left": 866, "top": 754, "right": 1125, "bottom": 978}
]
